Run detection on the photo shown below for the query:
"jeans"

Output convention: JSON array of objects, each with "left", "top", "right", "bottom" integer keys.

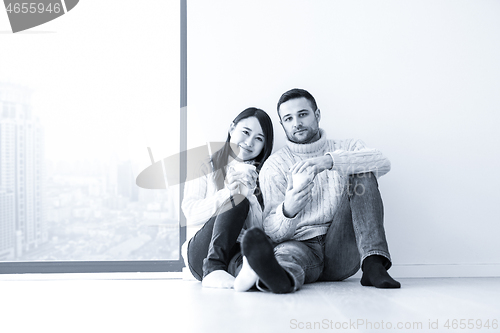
[
  {"left": 259, "top": 172, "right": 391, "bottom": 292},
  {"left": 187, "top": 194, "right": 248, "bottom": 281}
]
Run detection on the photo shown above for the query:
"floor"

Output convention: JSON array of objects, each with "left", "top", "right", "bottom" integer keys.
[{"left": 1, "top": 275, "right": 499, "bottom": 333}]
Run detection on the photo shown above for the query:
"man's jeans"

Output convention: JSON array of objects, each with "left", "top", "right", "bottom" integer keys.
[{"left": 259, "top": 172, "right": 391, "bottom": 292}]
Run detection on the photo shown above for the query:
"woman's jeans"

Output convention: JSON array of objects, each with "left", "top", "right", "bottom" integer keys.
[
  {"left": 259, "top": 172, "right": 392, "bottom": 292},
  {"left": 187, "top": 194, "right": 249, "bottom": 281}
]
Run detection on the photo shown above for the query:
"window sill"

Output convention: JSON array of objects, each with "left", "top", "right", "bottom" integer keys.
[{"left": 0, "top": 271, "right": 185, "bottom": 281}]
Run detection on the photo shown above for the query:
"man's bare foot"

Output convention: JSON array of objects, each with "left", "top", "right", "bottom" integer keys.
[
  {"left": 234, "top": 256, "right": 258, "bottom": 292},
  {"left": 202, "top": 270, "right": 235, "bottom": 289}
]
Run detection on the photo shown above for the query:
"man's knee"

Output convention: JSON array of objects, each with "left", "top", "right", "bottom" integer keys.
[
  {"left": 350, "top": 171, "right": 376, "bottom": 182},
  {"left": 348, "top": 172, "right": 379, "bottom": 196}
]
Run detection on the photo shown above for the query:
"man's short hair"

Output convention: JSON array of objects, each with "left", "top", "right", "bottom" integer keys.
[{"left": 277, "top": 88, "right": 318, "bottom": 118}]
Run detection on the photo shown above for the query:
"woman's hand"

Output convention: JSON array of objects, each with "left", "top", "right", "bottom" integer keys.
[
  {"left": 225, "top": 167, "right": 258, "bottom": 197},
  {"left": 225, "top": 168, "right": 243, "bottom": 192},
  {"left": 238, "top": 168, "right": 258, "bottom": 198},
  {"left": 241, "top": 168, "right": 258, "bottom": 190}
]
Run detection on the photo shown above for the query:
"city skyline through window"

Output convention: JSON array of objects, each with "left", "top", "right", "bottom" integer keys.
[{"left": 0, "top": 1, "right": 184, "bottom": 272}]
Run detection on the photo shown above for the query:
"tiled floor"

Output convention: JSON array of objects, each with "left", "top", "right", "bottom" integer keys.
[{"left": 1, "top": 276, "right": 499, "bottom": 332}]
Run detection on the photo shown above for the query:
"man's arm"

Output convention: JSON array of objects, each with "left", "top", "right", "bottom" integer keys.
[
  {"left": 292, "top": 139, "right": 391, "bottom": 179},
  {"left": 259, "top": 160, "right": 301, "bottom": 243},
  {"left": 327, "top": 139, "right": 391, "bottom": 178}
]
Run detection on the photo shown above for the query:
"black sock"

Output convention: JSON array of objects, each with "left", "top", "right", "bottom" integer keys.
[
  {"left": 241, "top": 228, "right": 293, "bottom": 294},
  {"left": 361, "top": 255, "right": 401, "bottom": 289}
]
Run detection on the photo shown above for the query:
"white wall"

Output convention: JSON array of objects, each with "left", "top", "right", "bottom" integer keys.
[{"left": 187, "top": 0, "right": 500, "bottom": 277}]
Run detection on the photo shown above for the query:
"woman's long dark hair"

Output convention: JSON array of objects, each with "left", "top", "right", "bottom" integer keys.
[{"left": 211, "top": 107, "right": 274, "bottom": 205}]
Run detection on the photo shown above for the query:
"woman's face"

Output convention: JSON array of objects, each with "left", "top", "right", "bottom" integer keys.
[{"left": 229, "top": 116, "right": 265, "bottom": 161}]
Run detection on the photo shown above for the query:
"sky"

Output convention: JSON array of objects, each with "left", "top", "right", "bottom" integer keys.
[{"left": 0, "top": 1, "right": 180, "bottom": 171}]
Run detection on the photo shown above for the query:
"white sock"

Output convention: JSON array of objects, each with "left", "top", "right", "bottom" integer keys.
[
  {"left": 202, "top": 270, "right": 235, "bottom": 289},
  {"left": 234, "top": 256, "right": 258, "bottom": 292}
]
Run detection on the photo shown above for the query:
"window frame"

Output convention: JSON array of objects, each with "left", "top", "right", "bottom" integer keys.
[{"left": 0, "top": 0, "right": 188, "bottom": 275}]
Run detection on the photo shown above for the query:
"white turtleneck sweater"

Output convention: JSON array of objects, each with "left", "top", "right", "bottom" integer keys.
[{"left": 259, "top": 129, "right": 391, "bottom": 243}]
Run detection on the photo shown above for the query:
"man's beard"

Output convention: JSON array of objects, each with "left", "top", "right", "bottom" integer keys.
[{"left": 286, "top": 127, "right": 320, "bottom": 144}]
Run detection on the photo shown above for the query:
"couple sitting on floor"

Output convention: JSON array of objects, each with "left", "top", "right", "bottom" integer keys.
[{"left": 181, "top": 88, "right": 400, "bottom": 294}]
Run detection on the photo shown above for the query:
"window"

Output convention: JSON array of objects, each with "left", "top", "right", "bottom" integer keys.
[{"left": 0, "top": 1, "right": 186, "bottom": 273}]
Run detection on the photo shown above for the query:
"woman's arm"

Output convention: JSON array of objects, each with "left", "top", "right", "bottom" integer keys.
[{"left": 181, "top": 161, "right": 231, "bottom": 226}]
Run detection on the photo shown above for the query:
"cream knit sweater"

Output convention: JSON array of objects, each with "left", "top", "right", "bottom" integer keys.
[
  {"left": 259, "top": 129, "right": 391, "bottom": 243},
  {"left": 181, "top": 157, "right": 263, "bottom": 269}
]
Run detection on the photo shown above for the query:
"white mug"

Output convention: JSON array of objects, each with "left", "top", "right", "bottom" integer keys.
[
  {"left": 292, "top": 171, "right": 314, "bottom": 190},
  {"left": 230, "top": 163, "right": 256, "bottom": 194}
]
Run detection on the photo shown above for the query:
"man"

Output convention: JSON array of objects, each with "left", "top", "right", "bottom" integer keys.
[{"left": 234, "top": 88, "right": 400, "bottom": 293}]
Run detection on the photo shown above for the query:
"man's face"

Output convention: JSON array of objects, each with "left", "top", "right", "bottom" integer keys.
[{"left": 279, "top": 97, "right": 320, "bottom": 144}]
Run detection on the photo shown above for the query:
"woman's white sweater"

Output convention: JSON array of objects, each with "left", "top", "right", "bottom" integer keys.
[{"left": 181, "top": 157, "right": 263, "bottom": 267}]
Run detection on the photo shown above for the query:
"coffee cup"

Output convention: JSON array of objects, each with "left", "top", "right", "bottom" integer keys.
[
  {"left": 230, "top": 163, "right": 256, "bottom": 194},
  {"left": 231, "top": 163, "right": 256, "bottom": 180},
  {"left": 292, "top": 171, "right": 314, "bottom": 189}
]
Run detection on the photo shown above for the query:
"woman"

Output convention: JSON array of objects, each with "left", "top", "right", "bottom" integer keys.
[{"left": 181, "top": 107, "right": 274, "bottom": 288}]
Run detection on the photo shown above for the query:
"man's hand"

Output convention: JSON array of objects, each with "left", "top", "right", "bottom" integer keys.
[
  {"left": 291, "top": 155, "right": 334, "bottom": 179},
  {"left": 282, "top": 170, "right": 315, "bottom": 218}
]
